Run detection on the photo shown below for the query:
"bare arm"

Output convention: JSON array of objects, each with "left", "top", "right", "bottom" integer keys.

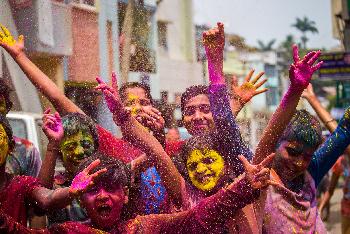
[
  {"left": 38, "top": 110, "right": 64, "bottom": 188},
  {"left": 0, "top": 26, "right": 83, "bottom": 115},
  {"left": 96, "top": 73, "right": 185, "bottom": 208},
  {"left": 318, "top": 171, "right": 340, "bottom": 213},
  {"left": 253, "top": 45, "right": 323, "bottom": 164}
]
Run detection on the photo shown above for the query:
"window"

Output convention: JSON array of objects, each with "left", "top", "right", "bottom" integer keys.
[
  {"left": 8, "top": 119, "right": 27, "bottom": 139},
  {"left": 157, "top": 21, "right": 168, "bottom": 50},
  {"left": 35, "top": 119, "right": 48, "bottom": 159},
  {"left": 72, "top": 0, "right": 95, "bottom": 6},
  {"left": 266, "top": 86, "right": 279, "bottom": 106},
  {"left": 264, "top": 64, "right": 276, "bottom": 77}
]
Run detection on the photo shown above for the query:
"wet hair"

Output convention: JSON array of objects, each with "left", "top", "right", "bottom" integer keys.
[
  {"left": 180, "top": 85, "right": 209, "bottom": 113},
  {"left": 119, "top": 82, "right": 153, "bottom": 104},
  {"left": 61, "top": 113, "right": 99, "bottom": 150},
  {"left": 0, "top": 79, "right": 13, "bottom": 114},
  {"left": 0, "top": 114, "right": 15, "bottom": 151},
  {"left": 77, "top": 152, "right": 130, "bottom": 188},
  {"left": 278, "top": 109, "right": 322, "bottom": 149}
]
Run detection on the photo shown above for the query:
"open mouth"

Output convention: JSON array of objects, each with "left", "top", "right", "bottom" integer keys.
[
  {"left": 196, "top": 174, "right": 214, "bottom": 183},
  {"left": 96, "top": 204, "right": 112, "bottom": 217}
]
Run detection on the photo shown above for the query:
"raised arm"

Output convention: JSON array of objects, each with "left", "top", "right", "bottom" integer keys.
[
  {"left": 253, "top": 45, "right": 323, "bottom": 164},
  {"left": 95, "top": 73, "right": 185, "bottom": 207},
  {"left": 0, "top": 25, "right": 82, "bottom": 115},
  {"left": 302, "top": 84, "right": 350, "bottom": 156},
  {"left": 203, "top": 23, "right": 264, "bottom": 164},
  {"left": 138, "top": 153, "right": 276, "bottom": 233},
  {"left": 230, "top": 72, "right": 268, "bottom": 117},
  {"left": 38, "top": 109, "right": 64, "bottom": 188},
  {"left": 32, "top": 159, "right": 106, "bottom": 211},
  {"left": 308, "top": 106, "right": 350, "bottom": 186}
]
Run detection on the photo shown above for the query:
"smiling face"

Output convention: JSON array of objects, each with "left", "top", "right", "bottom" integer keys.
[
  {"left": 273, "top": 140, "right": 316, "bottom": 182},
  {"left": 123, "top": 87, "right": 152, "bottom": 116},
  {"left": 186, "top": 149, "right": 224, "bottom": 191},
  {"left": 60, "top": 130, "right": 95, "bottom": 174},
  {"left": 182, "top": 94, "right": 215, "bottom": 136},
  {"left": 80, "top": 183, "right": 128, "bottom": 230},
  {"left": 0, "top": 124, "right": 9, "bottom": 165}
]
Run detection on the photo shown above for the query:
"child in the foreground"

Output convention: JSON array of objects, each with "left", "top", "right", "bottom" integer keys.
[{"left": 0, "top": 153, "right": 275, "bottom": 233}]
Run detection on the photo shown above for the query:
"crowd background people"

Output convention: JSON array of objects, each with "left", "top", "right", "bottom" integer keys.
[{"left": 0, "top": 19, "right": 350, "bottom": 233}]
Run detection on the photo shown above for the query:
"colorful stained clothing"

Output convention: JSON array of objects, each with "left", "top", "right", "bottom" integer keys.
[
  {"left": 6, "top": 136, "right": 42, "bottom": 177},
  {"left": 332, "top": 155, "right": 350, "bottom": 217},
  {"left": 209, "top": 84, "right": 253, "bottom": 175},
  {"left": 308, "top": 106, "right": 350, "bottom": 186},
  {"left": 0, "top": 176, "right": 259, "bottom": 234},
  {"left": 263, "top": 170, "right": 326, "bottom": 233},
  {"left": 96, "top": 125, "right": 143, "bottom": 163},
  {"left": 47, "top": 172, "right": 88, "bottom": 226},
  {"left": 0, "top": 175, "right": 41, "bottom": 226}
]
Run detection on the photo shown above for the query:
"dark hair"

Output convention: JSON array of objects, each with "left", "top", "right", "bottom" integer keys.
[
  {"left": 180, "top": 85, "right": 208, "bottom": 113},
  {"left": 279, "top": 109, "right": 322, "bottom": 149},
  {"left": 119, "top": 82, "right": 153, "bottom": 104},
  {"left": 0, "top": 114, "right": 15, "bottom": 151},
  {"left": 0, "top": 79, "right": 13, "bottom": 114},
  {"left": 173, "top": 133, "right": 219, "bottom": 181},
  {"left": 61, "top": 113, "right": 99, "bottom": 150},
  {"left": 77, "top": 152, "right": 130, "bottom": 188}
]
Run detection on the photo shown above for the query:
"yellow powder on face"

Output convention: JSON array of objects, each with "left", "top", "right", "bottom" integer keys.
[
  {"left": 0, "top": 124, "right": 9, "bottom": 166},
  {"left": 187, "top": 149, "right": 224, "bottom": 191}
]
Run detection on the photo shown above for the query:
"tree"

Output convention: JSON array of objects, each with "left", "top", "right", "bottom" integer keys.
[
  {"left": 257, "top": 39, "right": 276, "bottom": 51},
  {"left": 292, "top": 16, "right": 318, "bottom": 49}
]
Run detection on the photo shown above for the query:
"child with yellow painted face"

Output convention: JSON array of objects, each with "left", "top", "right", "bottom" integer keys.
[
  {"left": 39, "top": 109, "right": 100, "bottom": 225},
  {"left": 0, "top": 114, "right": 106, "bottom": 227}
]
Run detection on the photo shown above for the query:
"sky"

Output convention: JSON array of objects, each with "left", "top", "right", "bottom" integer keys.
[{"left": 193, "top": 0, "right": 340, "bottom": 50}]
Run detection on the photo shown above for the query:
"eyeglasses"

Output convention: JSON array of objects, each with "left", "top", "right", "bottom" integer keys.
[{"left": 183, "top": 104, "right": 211, "bottom": 116}]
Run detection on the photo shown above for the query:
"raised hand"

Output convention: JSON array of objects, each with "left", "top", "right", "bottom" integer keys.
[
  {"left": 301, "top": 83, "right": 316, "bottom": 100},
  {"left": 69, "top": 159, "right": 107, "bottom": 196},
  {"left": 95, "top": 72, "right": 130, "bottom": 125},
  {"left": 289, "top": 44, "right": 323, "bottom": 91},
  {"left": 203, "top": 22, "right": 225, "bottom": 60},
  {"left": 231, "top": 70, "right": 268, "bottom": 105},
  {"left": 203, "top": 22, "right": 225, "bottom": 84},
  {"left": 42, "top": 108, "right": 64, "bottom": 144},
  {"left": 136, "top": 106, "right": 165, "bottom": 132},
  {"left": 239, "top": 153, "right": 277, "bottom": 189},
  {"left": 0, "top": 25, "right": 25, "bottom": 58}
]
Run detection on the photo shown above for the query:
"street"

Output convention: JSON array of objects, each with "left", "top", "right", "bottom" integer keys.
[{"left": 326, "top": 188, "right": 342, "bottom": 233}]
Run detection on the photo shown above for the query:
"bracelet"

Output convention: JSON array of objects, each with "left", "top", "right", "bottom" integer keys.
[{"left": 325, "top": 119, "right": 336, "bottom": 124}]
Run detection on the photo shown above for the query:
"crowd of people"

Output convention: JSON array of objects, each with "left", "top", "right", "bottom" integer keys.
[{"left": 0, "top": 22, "right": 350, "bottom": 233}]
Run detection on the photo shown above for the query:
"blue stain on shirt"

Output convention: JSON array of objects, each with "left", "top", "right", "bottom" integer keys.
[{"left": 140, "top": 166, "right": 167, "bottom": 214}]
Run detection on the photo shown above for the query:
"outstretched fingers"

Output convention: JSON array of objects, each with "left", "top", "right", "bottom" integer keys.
[
  {"left": 244, "top": 69, "right": 255, "bottom": 82},
  {"left": 251, "top": 71, "right": 265, "bottom": 85},
  {"left": 307, "top": 51, "right": 321, "bottom": 66},
  {"left": 292, "top": 44, "right": 300, "bottom": 63},
  {"left": 91, "top": 168, "right": 107, "bottom": 178},
  {"left": 312, "top": 61, "right": 323, "bottom": 72},
  {"left": 84, "top": 159, "right": 101, "bottom": 174},
  {"left": 302, "top": 51, "right": 316, "bottom": 64},
  {"left": 260, "top": 153, "right": 275, "bottom": 168}
]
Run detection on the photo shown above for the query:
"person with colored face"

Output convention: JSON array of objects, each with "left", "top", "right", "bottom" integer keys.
[
  {"left": 0, "top": 124, "right": 10, "bottom": 165},
  {"left": 0, "top": 79, "right": 42, "bottom": 177},
  {"left": 260, "top": 107, "right": 350, "bottom": 233},
  {"left": 186, "top": 149, "right": 224, "bottom": 191},
  {"left": 0, "top": 113, "right": 105, "bottom": 227},
  {"left": 38, "top": 110, "right": 100, "bottom": 225},
  {"left": 59, "top": 130, "right": 95, "bottom": 175},
  {"left": 0, "top": 152, "right": 274, "bottom": 233}
]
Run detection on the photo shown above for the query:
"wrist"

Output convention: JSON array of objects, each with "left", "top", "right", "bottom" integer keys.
[
  {"left": 47, "top": 141, "right": 60, "bottom": 151},
  {"left": 13, "top": 51, "right": 26, "bottom": 60}
]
